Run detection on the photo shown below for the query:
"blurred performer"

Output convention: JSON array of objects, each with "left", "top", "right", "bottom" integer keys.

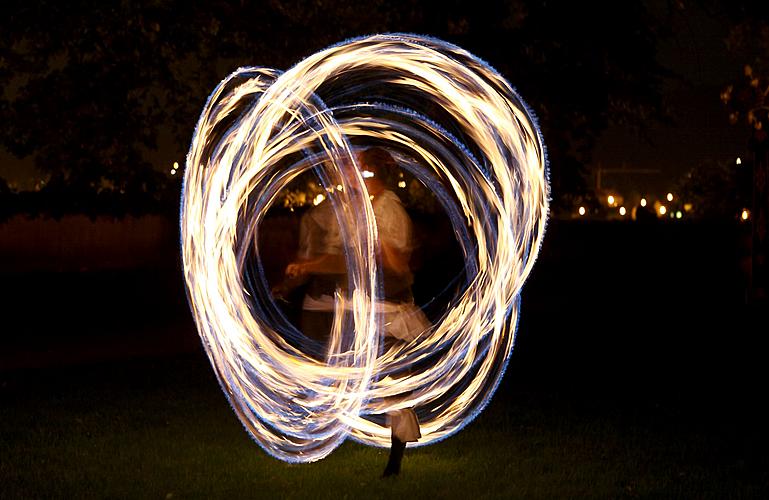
[
  {"left": 278, "top": 147, "right": 427, "bottom": 476},
  {"left": 357, "top": 147, "right": 427, "bottom": 478},
  {"left": 282, "top": 191, "right": 345, "bottom": 343}
]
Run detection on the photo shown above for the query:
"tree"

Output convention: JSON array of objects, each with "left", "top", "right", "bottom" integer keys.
[
  {"left": 712, "top": 0, "right": 769, "bottom": 302},
  {"left": 676, "top": 159, "right": 751, "bottom": 220},
  {"left": 1, "top": 0, "right": 669, "bottom": 215}
]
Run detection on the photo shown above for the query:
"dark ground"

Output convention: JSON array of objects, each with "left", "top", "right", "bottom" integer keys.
[{"left": 1, "top": 219, "right": 767, "bottom": 498}]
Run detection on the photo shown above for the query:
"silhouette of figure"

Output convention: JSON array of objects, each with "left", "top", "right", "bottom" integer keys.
[
  {"left": 276, "top": 147, "right": 427, "bottom": 477},
  {"left": 356, "top": 147, "right": 425, "bottom": 477}
]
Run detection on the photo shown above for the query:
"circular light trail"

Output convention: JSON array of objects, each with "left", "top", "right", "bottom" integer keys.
[{"left": 181, "top": 34, "right": 548, "bottom": 462}]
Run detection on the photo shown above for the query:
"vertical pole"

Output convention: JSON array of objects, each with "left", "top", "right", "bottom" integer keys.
[
  {"left": 596, "top": 167, "right": 602, "bottom": 191},
  {"left": 751, "top": 130, "right": 769, "bottom": 303}
]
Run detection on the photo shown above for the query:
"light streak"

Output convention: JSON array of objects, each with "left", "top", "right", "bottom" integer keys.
[{"left": 181, "top": 34, "right": 548, "bottom": 463}]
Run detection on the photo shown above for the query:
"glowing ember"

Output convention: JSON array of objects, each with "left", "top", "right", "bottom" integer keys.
[{"left": 181, "top": 34, "right": 548, "bottom": 462}]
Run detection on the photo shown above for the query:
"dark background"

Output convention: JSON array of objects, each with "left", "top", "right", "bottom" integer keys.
[{"left": 1, "top": 0, "right": 768, "bottom": 497}]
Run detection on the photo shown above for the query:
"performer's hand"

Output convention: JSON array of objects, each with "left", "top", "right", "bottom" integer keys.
[
  {"left": 285, "top": 262, "right": 306, "bottom": 279},
  {"left": 273, "top": 287, "right": 290, "bottom": 304},
  {"left": 272, "top": 283, "right": 284, "bottom": 298}
]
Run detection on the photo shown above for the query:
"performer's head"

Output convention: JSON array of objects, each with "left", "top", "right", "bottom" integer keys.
[{"left": 357, "top": 147, "right": 396, "bottom": 196}]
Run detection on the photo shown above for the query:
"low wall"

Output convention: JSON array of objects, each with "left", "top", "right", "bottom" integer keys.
[{"left": 0, "top": 214, "right": 178, "bottom": 272}]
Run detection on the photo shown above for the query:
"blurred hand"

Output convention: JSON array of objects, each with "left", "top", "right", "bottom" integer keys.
[
  {"left": 271, "top": 283, "right": 289, "bottom": 303},
  {"left": 285, "top": 262, "right": 306, "bottom": 279}
]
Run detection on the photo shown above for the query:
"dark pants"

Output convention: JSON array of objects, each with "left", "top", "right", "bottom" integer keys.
[{"left": 300, "top": 309, "right": 333, "bottom": 343}]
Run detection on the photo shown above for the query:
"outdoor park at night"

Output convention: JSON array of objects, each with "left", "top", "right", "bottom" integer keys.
[{"left": 1, "top": 1, "right": 768, "bottom": 498}]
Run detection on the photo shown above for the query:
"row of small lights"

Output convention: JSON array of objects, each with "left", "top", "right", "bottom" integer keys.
[
  {"left": 171, "top": 160, "right": 752, "bottom": 219},
  {"left": 579, "top": 192, "right": 751, "bottom": 222},
  {"left": 578, "top": 157, "right": 750, "bottom": 220},
  {"left": 578, "top": 192, "right": 683, "bottom": 219}
]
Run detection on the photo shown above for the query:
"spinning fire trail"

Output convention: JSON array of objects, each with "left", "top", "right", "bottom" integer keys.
[{"left": 181, "top": 34, "right": 548, "bottom": 462}]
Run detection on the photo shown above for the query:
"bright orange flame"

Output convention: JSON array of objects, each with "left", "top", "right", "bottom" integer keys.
[{"left": 181, "top": 35, "right": 549, "bottom": 462}]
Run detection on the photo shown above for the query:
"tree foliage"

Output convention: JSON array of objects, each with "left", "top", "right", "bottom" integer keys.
[
  {"left": 1, "top": 0, "right": 669, "bottom": 215},
  {"left": 700, "top": 0, "right": 769, "bottom": 141},
  {"left": 676, "top": 159, "right": 752, "bottom": 220}
]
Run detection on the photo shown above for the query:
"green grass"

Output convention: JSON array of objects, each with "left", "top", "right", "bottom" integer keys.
[{"left": 1, "top": 355, "right": 766, "bottom": 499}]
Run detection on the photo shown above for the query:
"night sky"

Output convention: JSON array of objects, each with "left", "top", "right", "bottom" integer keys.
[
  {"left": 3, "top": 3, "right": 768, "bottom": 496},
  {"left": 0, "top": 1, "right": 758, "bottom": 199},
  {"left": 593, "top": 1, "right": 747, "bottom": 195}
]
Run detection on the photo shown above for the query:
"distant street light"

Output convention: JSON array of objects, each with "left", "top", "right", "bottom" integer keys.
[
  {"left": 659, "top": 205, "right": 667, "bottom": 216},
  {"left": 619, "top": 206, "right": 626, "bottom": 216},
  {"left": 742, "top": 209, "right": 750, "bottom": 221},
  {"left": 607, "top": 195, "right": 615, "bottom": 206},
  {"left": 736, "top": 157, "right": 742, "bottom": 165},
  {"left": 666, "top": 192, "right": 674, "bottom": 202},
  {"left": 578, "top": 206, "right": 586, "bottom": 216},
  {"left": 640, "top": 198, "right": 647, "bottom": 207},
  {"left": 675, "top": 211, "right": 683, "bottom": 219}
]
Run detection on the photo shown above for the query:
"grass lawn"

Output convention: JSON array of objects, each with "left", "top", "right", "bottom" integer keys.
[
  {"left": 1, "top": 221, "right": 765, "bottom": 498},
  {"left": 2, "top": 353, "right": 766, "bottom": 499}
]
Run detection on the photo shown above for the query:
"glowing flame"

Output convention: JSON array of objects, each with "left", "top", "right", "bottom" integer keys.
[{"left": 181, "top": 34, "right": 548, "bottom": 463}]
